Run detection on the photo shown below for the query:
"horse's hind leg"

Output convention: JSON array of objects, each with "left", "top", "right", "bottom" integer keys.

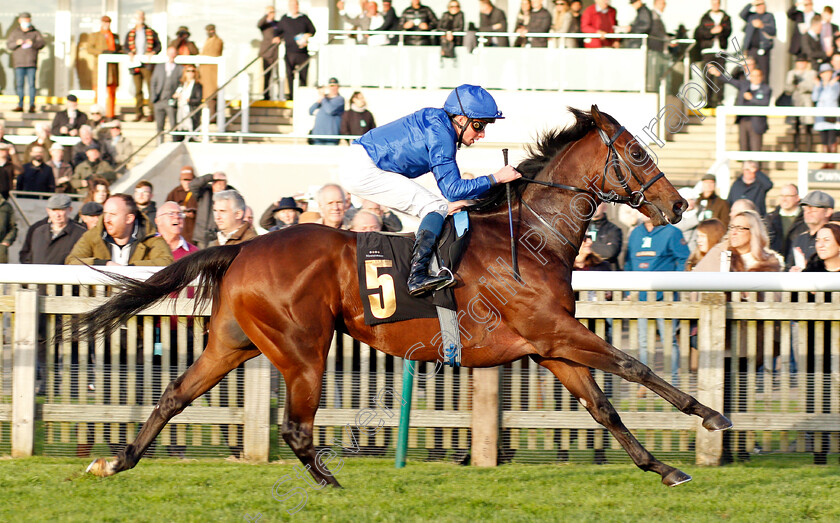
[
  {"left": 536, "top": 356, "right": 691, "bottom": 487},
  {"left": 545, "top": 319, "right": 732, "bottom": 432},
  {"left": 88, "top": 322, "right": 259, "bottom": 477}
]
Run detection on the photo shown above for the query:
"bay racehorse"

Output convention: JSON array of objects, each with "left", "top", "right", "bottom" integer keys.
[{"left": 84, "top": 106, "right": 731, "bottom": 487}]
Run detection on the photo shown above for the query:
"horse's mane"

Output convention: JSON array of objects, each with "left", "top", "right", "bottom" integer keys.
[{"left": 469, "top": 107, "right": 618, "bottom": 213}]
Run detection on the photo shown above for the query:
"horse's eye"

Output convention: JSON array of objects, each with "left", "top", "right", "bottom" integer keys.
[{"left": 631, "top": 151, "right": 643, "bottom": 161}]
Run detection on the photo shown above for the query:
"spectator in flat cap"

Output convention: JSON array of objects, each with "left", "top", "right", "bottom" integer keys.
[
  {"left": 309, "top": 78, "right": 344, "bottom": 145},
  {"left": 72, "top": 125, "right": 112, "bottom": 167},
  {"left": 20, "top": 193, "right": 86, "bottom": 264},
  {"left": 51, "top": 94, "right": 88, "bottom": 137},
  {"left": 260, "top": 196, "right": 302, "bottom": 231},
  {"left": 696, "top": 173, "right": 730, "bottom": 227},
  {"left": 72, "top": 142, "right": 115, "bottom": 191},
  {"left": 7, "top": 11, "right": 46, "bottom": 113},
  {"left": 79, "top": 201, "right": 103, "bottom": 230},
  {"left": 787, "top": 190, "right": 835, "bottom": 270}
]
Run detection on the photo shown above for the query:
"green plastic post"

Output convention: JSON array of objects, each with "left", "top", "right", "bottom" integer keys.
[{"left": 395, "top": 359, "right": 415, "bottom": 469}]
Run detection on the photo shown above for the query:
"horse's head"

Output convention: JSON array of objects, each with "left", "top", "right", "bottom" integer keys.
[{"left": 588, "top": 105, "right": 686, "bottom": 226}]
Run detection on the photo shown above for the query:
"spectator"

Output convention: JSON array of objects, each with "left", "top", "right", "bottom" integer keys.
[
  {"left": 189, "top": 171, "right": 233, "bottom": 248},
  {"left": 676, "top": 187, "right": 700, "bottom": 252},
  {"left": 309, "top": 78, "right": 345, "bottom": 145},
  {"left": 799, "top": 14, "right": 827, "bottom": 68},
  {"left": 78, "top": 201, "right": 103, "bottom": 230},
  {"left": 439, "top": 0, "right": 464, "bottom": 58},
  {"left": 72, "top": 144, "right": 115, "bottom": 190},
  {"left": 625, "top": 210, "right": 689, "bottom": 385},
  {"left": 377, "top": 0, "right": 400, "bottom": 45},
  {"left": 18, "top": 145, "right": 55, "bottom": 193},
  {"left": 275, "top": 0, "right": 317, "bottom": 100},
  {"left": 151, "top": 46, "right": 183, "bottom": 144},
  {"left": 345, "top": 198, "right": 403, "bottom": 232},
  {"left": 103, "top": 120, "right": 134, "bottom": 169},
  {"left": 0, "top": 145, "right": 21, "bottom": 199},
  {"left": 820, "top": 7, "right": 839, "bottom": 56},
  {"left": 399, "top": 0, "right": 438, "bottom": 46},
  {"left": 171, "top": 26, "right": 198, "bottom": 55},
  {"left": 784, "top": 56, "right": 817, "bottom": 152},
  {"left": 88, "top": 15, "right": 120, "bottom": 118},
  {"left": 574, "top": 235, "right": 610, "bottom": 272},
  {"left": 0, "top": 123, "right": 21, "bottom": 165},
  {"left": 317, "top": 184, "right": 348, "bottom": 229},
  {"left": 695, "top": 209, "right": 781, "bottom": 272},
  {"left": 554, "top": 0, "right": 582, "bottom": 48},
  {"left": 581, "top": 0, "right": 618, "bottom": 49},
  {"left": 46, "top": 143, "right": 73, "bottom": 193},
  {"left": 23, "top": 123, "right": 53, "bottom": 164},
  {"left": 787, "top": 190, "right": 834, "bottom": 270},
  {"left": 87, "top": 105, "right": 109, "bottom": 142},
  {"left": 727, "top": 161, "right": 772, "bottom": 216},
  {"left": 66, "top": 194, "right": 173, "bottom": 266},
  {"left": 694, "top": 0, "right": 732, "bottom": 108},
  {"left": 72, "top": 125, "right": 112, "bottom": 167},
  {"left": 739, "top": 0, "right": 776, "bottom": 79},
  {"left": 124, "top": 10, "right": 162, "bottom": 122},
  {"left": 340, "top": 91, "right": 376, "bottom": 138},
  {"left": 625, "top": 0, "right": 653, "bottom": 49},
  {"left": 19, "top": 193, "right": 86, "bottom": 264},
  {"left": 0, "top": 189, "right": 16, "bottom": 262},
  {"left": 82, "top": 177, "right": 110, "bottom": 206},
  {"left": 812, "top": 63, "right": 840, "bottom": 167},
  {"left": 686, "top": 218, "right": 726, "bottom": 270},
  {"left": 350, "top": 210, "right": 382, "bottom": 232},
  {"left": 154, "top": 201, "right": 198, "bottom": 260},
  {"left": 801, "top": 223, "right": 840, "bottom": 272},
  {"left": 260, "top": 196, "right": 303, "bottom": 231},
  {"left": 585, "top": 202, "right": 622, "bottom": 269},
  {"left": 832, "top": 52, "right": 840, "bottom": 79},
  {"left": 787, "top": 0, "right": 817, "bottom": 58},
  {"left": 6, "top": 11, "right": 45, "bottom": 113},
  {"left": 514, "top": 0, "right": 532, "bottom": 47},
  {"left": 244, "top": 206, "right": 254, "bottom": 226},
  {"left": 199, "top": 24, "right": 224, "bottom": 120},
  {"left": 525, "top": 0, "right": 552, "bottom": 48},
  {"left": 711, "top": 66, "right": 771, "bottom": 152},
  {"left": 134, "top": 181, "right": 157, "bottom": 222},
  {"left": 258, "top": 5, "right": 280, "bottom": 99},
  {"left": 696, "top": 173, "right": 730, "bottom": 226},
  {"left": 209, "top": 190, "right": 257, "bottom": 246},
  {"left": 766, "top": 183, "right": 806, "bottom": 256},
  {"left": 478, "top": 0, "right": 509, "bottom": 47},
  {"left": 173, "top": 65, "right": 203, "bottom": 141},
  {"left": 338, "top": 0, "right": 387, "bottom": 46},
  {"left": 51, "top": 94, "right": 88, "bottom": 137},
  {"left": 166, "top": 166, "right": 198, "bottom": 242}
]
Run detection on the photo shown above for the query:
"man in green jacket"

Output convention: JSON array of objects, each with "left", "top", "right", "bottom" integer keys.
[
  {"left": 66, "top": 193, "right": 172, "bottom": 266},
  {"left": 0, "top": 194, "right": 18, "bottom": 263}
]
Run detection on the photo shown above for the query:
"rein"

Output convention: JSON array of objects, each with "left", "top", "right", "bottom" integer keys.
[{"left": 504, "top": 125, "right": 667, "bottom": 281}]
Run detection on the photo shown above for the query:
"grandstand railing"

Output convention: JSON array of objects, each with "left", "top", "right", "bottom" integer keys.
[
  {"left": 321, "top": 30, "right": 651, "bottom": 92},
  {"left": 2, "top": 268, "right": 838, "bottom": 465},
  {"left": 715, "top": 106, "right": 840, "bottom": 194}
]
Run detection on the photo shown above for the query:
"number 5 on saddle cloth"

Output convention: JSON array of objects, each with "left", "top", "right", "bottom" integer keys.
[{"left": 356, "top": 212, "right": 470, "bottom": 366}]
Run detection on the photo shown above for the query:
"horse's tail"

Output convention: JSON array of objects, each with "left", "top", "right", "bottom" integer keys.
[{"left": 76, "top": 244, "right": 243, "bottom": 339}]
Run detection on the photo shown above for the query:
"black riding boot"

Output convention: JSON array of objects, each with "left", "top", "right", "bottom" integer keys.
[{"left": 407, "top": 229, "right": 454, "bottom": 297}]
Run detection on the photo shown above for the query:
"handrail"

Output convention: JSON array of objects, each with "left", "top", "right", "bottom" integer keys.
[
  {"left": 327, "top": 29, "right": 649, "bottom": 40},
  {"left": 1, "top": 265, "right": 839, "bottom": 291},
  {"left": 109, "top": 43, "right": 283, "bottom": 173}
]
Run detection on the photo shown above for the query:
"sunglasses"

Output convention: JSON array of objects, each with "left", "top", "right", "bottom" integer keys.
[
  {"left": 470, "top": 120, "right": 490, "bottom": 132},
  {"left": 728, "top": 225, "right": 750, "bottom": 233}
]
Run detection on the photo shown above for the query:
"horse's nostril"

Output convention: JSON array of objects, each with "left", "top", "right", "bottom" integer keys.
[{"left": 673, "top": 201, "right": 685, "bottom": 216}]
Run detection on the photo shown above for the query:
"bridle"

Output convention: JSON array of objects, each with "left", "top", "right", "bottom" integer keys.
[{"left": 506, "top": 124, "right": 667, "bottom": 279}]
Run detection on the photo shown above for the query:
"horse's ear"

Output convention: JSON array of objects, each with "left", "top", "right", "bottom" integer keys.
[{"left": 590, "top": 104, "right": 607, "bottom": 129}]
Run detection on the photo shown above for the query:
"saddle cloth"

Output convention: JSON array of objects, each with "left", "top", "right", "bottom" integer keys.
[{"left": 356, "top": 213, "right": 469, "bottom": 326}]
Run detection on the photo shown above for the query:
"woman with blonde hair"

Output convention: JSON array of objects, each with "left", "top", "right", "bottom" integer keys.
[
  {"left": 686, "top": 219, "right": 726, "bottom": 270},
  {"left": 695, "top": 210, "right": 782, "bottom": 272}
]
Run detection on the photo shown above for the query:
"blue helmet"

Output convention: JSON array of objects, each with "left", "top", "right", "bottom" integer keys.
[{"left": 443, "top": 85, "right": 504, "bottom": 120}]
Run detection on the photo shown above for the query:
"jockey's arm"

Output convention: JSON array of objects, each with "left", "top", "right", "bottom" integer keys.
[{"left": 432, "top": 160, "right": 494, "bottom": 201}]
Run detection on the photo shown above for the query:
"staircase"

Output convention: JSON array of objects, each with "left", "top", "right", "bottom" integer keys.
[{"left": 657, "top": 112, "right": 840, "bottom": 208}]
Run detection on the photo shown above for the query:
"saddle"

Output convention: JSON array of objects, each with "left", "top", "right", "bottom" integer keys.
[{"left": 356, "top": 212, "right": 470, "bottom": 327}]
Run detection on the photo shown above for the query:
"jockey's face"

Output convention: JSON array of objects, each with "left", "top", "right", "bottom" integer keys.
[{"left": 452, "top": 116, "right": 488, "bottom": 147}]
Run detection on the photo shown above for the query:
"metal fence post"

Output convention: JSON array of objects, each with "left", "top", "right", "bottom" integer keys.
[
  {"left": 239, "top": 73, "right": 250, "bottom": 135},
  {"left": 12, "top": 289, "right": 38, "bottom": 457},
  {"left": 696, "top": 292, "right": 727, "bottom": 465},
  {"left": 471, "top": 367, "right": 499, "bottom": 467},
  {"left": 243, "top": 354, "right": 271, "bottom": 462}
]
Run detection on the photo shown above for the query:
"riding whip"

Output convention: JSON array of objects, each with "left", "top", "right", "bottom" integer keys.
[{"left": 503, "top": 149, "right": 521, "bottom": 281}]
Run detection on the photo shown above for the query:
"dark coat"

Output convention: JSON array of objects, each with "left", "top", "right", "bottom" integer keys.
[
  {"left": 51, "top": 109, "right": 89, "bottom": 136},
  {"left": 340, "top": 109, "right": 376, "bottom": 137},
  {"left": 765, "top": 206, "right": 806, "bottom": 257},
  {"left": 258, "top": 15, "right": 280, "bottom": 60},
  {"left": 375, "top": 7, "right": 401, "bottom": 45},
  {"left": 526, "top": 8, "right": 552, "bottom": 48},
  {"left": 626, "top": 5, "right": 653, "bottom": 49},
  {"left": 727, "top": 170, "right": 773, "bottom": 216},
  {"left": 399, "top": 5, "right": 439, "bottom": 46},
  {"left": 694, "top": 9, "right": 732, "bottom": 55},
  {"left": 480, "top": 7, "right": 509, "bottom": 47},
  {"left": 787, "top": 6, "right": 811, "bottom": 56},
  {"left": 188, "top": 174, "right": 237, "bottom": 247},
  {"left": 151, "top": 63, "right": 183, "bottom": 105},
  {"left": 740, "top": 4, "right": 776, "bottom": 52},
  {"left": 17, "top": 162, "right": 55, "bottom": 193},
  {"left": 275, "top": 14, "right": 317, "bottom": 55},
  {"left": 723, "top": 77, "right": 771, "bottom": 134},
  {"left": 587, "top": 217, "right": 623, "bottom": 270},
  {"left": 696, "top": 192, "right": 730, "bottom": 227},
  {"left": 20, "top": 220, "right": 86, "bottom": 264}
]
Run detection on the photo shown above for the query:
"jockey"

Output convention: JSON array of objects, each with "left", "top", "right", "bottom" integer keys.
[{"left": 340, "top": 84, "right": 521, "bottom": 297}]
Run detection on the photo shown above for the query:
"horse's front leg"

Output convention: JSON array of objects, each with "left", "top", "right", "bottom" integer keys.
[
  {"left": 533, "top": 318, "right": 732, "bottom": 432},
  {"left": 535, "top": 356, "right": 691, "bottom": 486}
]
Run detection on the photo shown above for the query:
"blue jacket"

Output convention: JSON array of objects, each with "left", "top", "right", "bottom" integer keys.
[
  {"left": 309, "top": 95, "right": 345, "bottom": 136},
  {"left": 355, "top": 108, "right": 493, "bottom": 201},
  {"left": 625, "top": 224, "right": 689, "bottom": 301}
]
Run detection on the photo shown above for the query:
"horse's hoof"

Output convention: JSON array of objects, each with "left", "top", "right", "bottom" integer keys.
[
  {"left": 702, "top": 412, "right": 733, "bottom": 432},
  {"left": 86, "top": 457, "right": 117, "bottom": 477},
  {"left": 662, "top": 469, "right": 692, "bottom": 487}
]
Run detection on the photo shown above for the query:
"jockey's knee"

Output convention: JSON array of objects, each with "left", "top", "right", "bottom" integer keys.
[{"left": 419, "top": 202, "right": 448, "bottom": 220}]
